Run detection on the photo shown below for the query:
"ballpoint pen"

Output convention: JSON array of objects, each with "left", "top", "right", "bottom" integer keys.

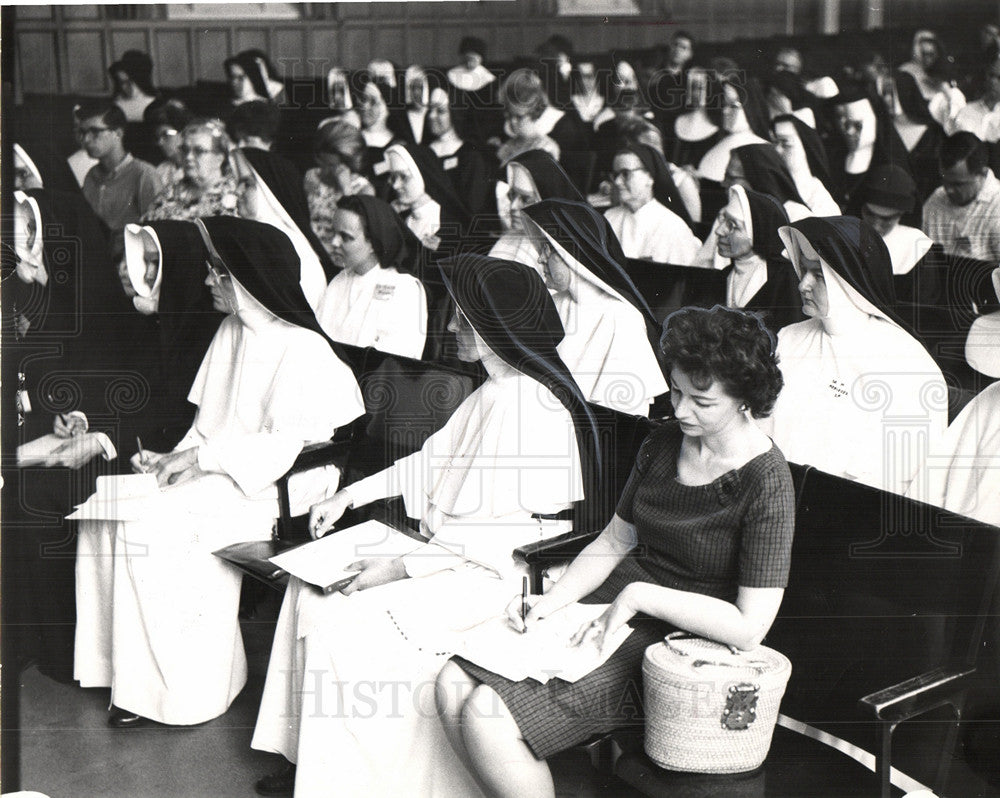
[
  {"left": 136, "top": 436, "right": 148, "bottom": 470},
  {"left": 520, "top": 575, "right": 529, "bottom": 634}
]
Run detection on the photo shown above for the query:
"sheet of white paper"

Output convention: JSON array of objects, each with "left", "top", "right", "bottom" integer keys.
[
  {"left": 268, "top": 520, "right": 423, "bottom": 591},
  {"left": 66, "top": 474, "right": 161, "bottom": 520},
  {"left": 456, "top": 602, "right": 634, "bottom": 684},
  {"left": 429, "top": 518, "right": 573, "bottom": 576}
]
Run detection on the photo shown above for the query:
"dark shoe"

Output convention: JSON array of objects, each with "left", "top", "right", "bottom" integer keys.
[
  {"left": 254, "top": 762, "right": 296, "bottom": 796},
  {"left": 108, "top": 705, "right": 148, "bottom": 728}
]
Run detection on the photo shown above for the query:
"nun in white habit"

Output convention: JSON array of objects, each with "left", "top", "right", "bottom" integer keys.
[
  {"left": 524, "top": 198, "right": 669, "bottom": 416},
  {"left": 921, "top": 268, "right": 1000, "bottom": 526},
  {"left": 490, "top": 149, "right": 584, "bottom": 267},
  {"left": 765, "top": 216, "right": 948, "bottom": 498},
  {"left": 232, "top": 149, "right": 329, "bottom": 311},
  {"left": 385, "top": 141, "right": 469, "bottom": 252},
  {"left": 250, "top": 254, "right": 600, "bottom": 798},
  {"left": 315, "top": 195, "right": 427, "bottom": 359},
  {"left": 73, "top": 217, "right": 365, "bottom": 727}
]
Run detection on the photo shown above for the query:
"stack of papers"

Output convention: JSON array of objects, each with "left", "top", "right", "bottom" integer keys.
[{"left": 456, "top": 602, "right": 634, "bottom": 684}]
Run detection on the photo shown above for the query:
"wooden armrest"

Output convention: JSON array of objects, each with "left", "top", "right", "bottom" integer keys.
[
  {"left": 859, "top": 665, "right": 976, "bottom": 724},
  {"left": 515, "top": 529, "right": 600, "bottom": 595},
  {"left": 285, "top": 439, "right": 353, "bottom": 475},
  {"left": 514, "top": 530, "right": 600, "bottom": 564}
]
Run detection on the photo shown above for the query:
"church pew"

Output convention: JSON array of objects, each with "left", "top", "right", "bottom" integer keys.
[
  {"left": 623, "top": 258, "right": 728, "bottom": 325},
  {"left": 517, "top": 461, "right": 1000, "bottom": 798}
]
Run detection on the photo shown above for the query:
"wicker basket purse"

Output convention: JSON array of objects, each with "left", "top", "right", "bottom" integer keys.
[{"left": 643, "top": 631, "right": 792, "bottom": 774}]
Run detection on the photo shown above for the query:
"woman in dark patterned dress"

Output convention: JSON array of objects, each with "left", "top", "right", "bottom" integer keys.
[{"left": 436, "top": 305, "right": 795, "bottom": 798}]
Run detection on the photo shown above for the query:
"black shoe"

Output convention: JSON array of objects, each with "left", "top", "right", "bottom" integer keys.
[
  {"left": 108, "top": 705, "right": 148, "bottom": 728},
  {"left": 254, "top": 762, "right": 296, "bottom": 796}
]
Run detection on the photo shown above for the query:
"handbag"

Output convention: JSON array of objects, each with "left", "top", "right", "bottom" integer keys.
[{"left": 642, "top": 631, "right": 792, "bottom": 774}]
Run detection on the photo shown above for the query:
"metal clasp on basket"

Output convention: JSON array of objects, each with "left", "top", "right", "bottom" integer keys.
[{"left": 721, "top": 683, "right": 759, "bottom": 730}]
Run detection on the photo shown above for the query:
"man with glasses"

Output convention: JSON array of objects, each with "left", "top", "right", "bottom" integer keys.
[
  {"left": 922, "top": 131, "right": 1000, "bottom": 261},
  {"left": 77, "top": 100, "right": 161, "bottom": 234}
]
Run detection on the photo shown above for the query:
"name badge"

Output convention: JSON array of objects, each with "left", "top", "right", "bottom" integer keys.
[
  {"left": 374, "top": 284, "right": 396, "bottom": 300},
  {"left": 373, "top": 159, "right": 390, "bottom": 176},
  {"left": 443, "top": 157, "right": 459, "bottom": 171}
]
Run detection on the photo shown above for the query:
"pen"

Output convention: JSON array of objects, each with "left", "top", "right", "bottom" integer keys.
[
  {"left": 520, "top": 576, "right": 529, "bottom": 634},
  {"left": 136, "top": 437, "right": 147, "bottom": 469}
]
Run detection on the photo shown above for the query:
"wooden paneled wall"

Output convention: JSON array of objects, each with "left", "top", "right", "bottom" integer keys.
[
  {"left": 12, "top": 1, "right": 814, "bottom": 97},
  {"left": 12, "top": 0, "right": 1000, "bottom": 98}
]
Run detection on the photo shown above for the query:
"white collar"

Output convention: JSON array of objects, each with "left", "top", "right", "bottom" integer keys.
[
  {"left": 430, "top": 134, "right": 463, "bottom": 158},
  {"left": 882, "top": 224, "right": 933, "bottom": 275},
  {"left": 536, "top": 105, "right": 565, "bottom": 137},
  {"left": 447, "top": 64, "right": 496, "bottom": 93}
]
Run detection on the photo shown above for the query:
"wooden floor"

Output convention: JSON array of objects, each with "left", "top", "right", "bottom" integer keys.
[{"left": 10, "top": 588, "right": 1000, "bottom": 798}]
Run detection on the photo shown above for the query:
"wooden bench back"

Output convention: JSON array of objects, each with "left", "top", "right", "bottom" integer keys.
[{"left": 769, "top": 465, "right": 1000, "bottom": 735}]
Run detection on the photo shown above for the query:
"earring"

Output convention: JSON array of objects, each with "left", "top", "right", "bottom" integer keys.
[{"left": 739, "top": 403, "right": 749, "bottom": 412}]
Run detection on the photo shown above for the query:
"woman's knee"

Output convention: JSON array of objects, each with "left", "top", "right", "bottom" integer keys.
[
  {"left": 461, "top": 685, "right": 516, "bottom": 745},
  {"left": 435, "top": 660, "right": 474, "bottom": 718}
]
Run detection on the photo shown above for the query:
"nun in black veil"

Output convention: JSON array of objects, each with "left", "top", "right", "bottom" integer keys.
[
  {"left": 3, "top": 186, "right": 141, "bottom": 682},
  {"left": 251, "top": 254, "right": 603, "bottom": 797},
  {"left": 121, "top": 220, "right": 222, "bottom": 449},
  {"left": 384, "top": 140, "right": 471, "bottom": 255},
  {"left": 524, "top": 198, "right": 669, "bottom": 415},
  {"left": 74, "top": 216, "right": 365, "bottom": 729}
]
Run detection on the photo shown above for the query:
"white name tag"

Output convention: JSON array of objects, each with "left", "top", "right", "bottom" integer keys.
[
  {"left": 374, "top": 284, "right": 395, "bottom": 300},
  {"left": 443, "top": 157, "right": 459, "bottom": 171}
]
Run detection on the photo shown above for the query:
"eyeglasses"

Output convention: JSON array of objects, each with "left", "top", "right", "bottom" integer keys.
[
  {"left": 205, "top": 259, "right": 231, "bottom": 283},
  {"left": 611, "top": 167, "right": 647, "bottom": 181},
  {"left": 156, "top": 128, "right": 179, "bottom": 141},
  {"left": 181, "top": 145, "right": 216, "bottom": 158},
  {"left": 507, "top": 188, "right": 536, "bottom": 206},
  {"left": 715, "top": 213, "right": 744, "bottom": 234},
  {"left": 79, "top": 126, "right": 112, "bottom": 139},
  {"left": 838, "top": 120, "right": 865, "bottom": 133},
  {"left": 536, "top": 245, "right": 551, "bottom": 269}
]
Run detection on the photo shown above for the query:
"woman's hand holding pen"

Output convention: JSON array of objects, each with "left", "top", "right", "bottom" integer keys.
[
  {"left": 308, "top": 490, "right": 353, "bottom": 539},
  {"left": 505, "top": 591, "right": 557, "bottom": 634}
]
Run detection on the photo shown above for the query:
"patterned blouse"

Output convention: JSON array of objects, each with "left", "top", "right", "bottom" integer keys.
[
  {"left": 143, "top": 174, "right": 244, "bottom": 222},
  {"left": 614, "top": 421, "right": 795, "bottom": 602},
  {"left": 303, "top": 168, "right": 376, "bottom": 256}
]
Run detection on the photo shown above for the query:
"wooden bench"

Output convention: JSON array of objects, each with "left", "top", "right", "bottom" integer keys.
[{"left": 516, "top": 459, "right": 1000, "bottom": 797}]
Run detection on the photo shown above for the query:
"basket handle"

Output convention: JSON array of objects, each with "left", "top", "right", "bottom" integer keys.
[{"left": 664, "top": 631, "right": 768, "bottom": 672}]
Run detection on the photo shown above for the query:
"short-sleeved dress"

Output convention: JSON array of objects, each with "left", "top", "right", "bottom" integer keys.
[{"left": 453, "top": 422, "right": 795, "bottom": 759}]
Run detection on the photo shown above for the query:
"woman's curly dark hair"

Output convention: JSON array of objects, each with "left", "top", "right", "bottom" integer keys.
[{"left": 660, "top": 305, "right": 783, "bottom": 418}]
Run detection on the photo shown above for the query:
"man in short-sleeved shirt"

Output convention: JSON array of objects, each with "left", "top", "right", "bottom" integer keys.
[
  {"left": 922, "top": 131, "right": 1000, "bottom": 261},
  {"left": 78, "top": 100, "right": 161, "bottom": 233}
]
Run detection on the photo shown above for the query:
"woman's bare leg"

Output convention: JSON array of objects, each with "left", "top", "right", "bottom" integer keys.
[
  {"left": 460, "top": 685, "right": 555, "bottom": 798},
  {"left": 435, "top": 661, "right": 494, "bottom": 795}
]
